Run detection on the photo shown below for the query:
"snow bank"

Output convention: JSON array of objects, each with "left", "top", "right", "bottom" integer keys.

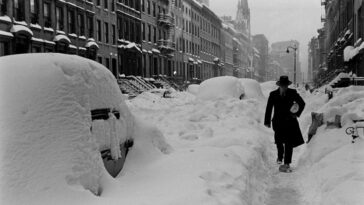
[
  {"left": 187, "top": 84, "right": 200, "bottom": 95},
  {"left": 127, "top": 91, "right": 196, "bottom": 110},
  {"left": 127, "top": 90, "right": 272, "bottom": 205},
  {"left": 197, "top": 76, "right": 244, "bottom": 101},
  {"left": 239, "top": 78, "right": 264, "bottom": 100},
  {"left": 0, "top": 54, "right": 170, "bottom": 205},
  {"left": 260, "top": 81, "right": 277, "bottom": 98},
  {"left": 298, "top": 86, "right": 364, "bottom": 205}
]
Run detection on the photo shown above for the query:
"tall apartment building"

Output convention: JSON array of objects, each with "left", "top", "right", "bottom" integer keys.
[
  {"left": 116, "top": 0, "right": 142, "bottom": 76},
  {"left": 200, "top": 5, "right": 222, "bottom": 79},
  {"left": 141, "top": 0, "right": 174, "bottom": 78},
  {"left": 321, "top": 0, "right": 364, "bottom": 77},
  {"left": 252, "top": 34, "right": 269, "bottom": 81},
  {"left": 181, "top": 0, "right": 202, "bottom": 81},
  {"left": 308, "top": 37, "right": 319, "bottom": 82},
  {"left": 221, "top": 23, "right": 235, "bottom": 76},
  {"left": 270, "top": 40, "right": 302, "bottom": 83},
  {"left": 0, "top": 0, "right": 143, "bottom": 78}
]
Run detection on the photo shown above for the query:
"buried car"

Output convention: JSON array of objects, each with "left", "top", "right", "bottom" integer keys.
[{"left": 0, "top": 53, "right": 135, "bottom": 204}]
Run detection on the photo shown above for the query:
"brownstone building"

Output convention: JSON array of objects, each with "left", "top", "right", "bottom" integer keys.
[
  {"left": 116, "top": 0, "right": 142, "bottom": 76},
  {"left": 0, "top": 0, "right": 142, "bottom": 78},
  {"left": 141, "top": 0, "right": 174, "bottom": 78}
]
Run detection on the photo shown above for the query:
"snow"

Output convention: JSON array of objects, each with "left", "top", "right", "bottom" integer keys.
[
  {"left": 152, "top": 48, "right": 161, "bottom": 53},
  {"left": 10, "top": 24, "right": 33, "bottom": 36},
  {"left": 197, "top": 76, "right": 245, "bottom": 101},
  {"left": 119, "top": 43, "right": 141, "bottom": 53},
  {"left": 127, "top": 87, "right": 272, "bottom": 205},
  {"left": 344, "top": 42, "right": 364, "bottom": 62},
  {"left": 0, "top": 15, "right": 11, "bottom": 22},
  {"left": 85, "top": 41, "right": 99, "bottom": 48},
  {"left": 187, "top": 84, "right": 200, "bottom": 95},
  {"left": 44, "top": 27, "right": 54, "bottom": 32},
  {"left": 53, "top": 34, "right": 71, "bottom": 44},
  {"left": 239, "top": 78, "right": 264, "bottom": 100},
  {"left": 0, "top": 30, "right": 13, "bottom": 38},
  {"left": 328, "top": 72, "right": 350, "bottom": 86},
  {"left": 1, "top": 53, "right": 363, "bottom": 205},
  {"left": 297, "top": 86, "right": 364, "bottom": 205},
  {"left": 260, "top": 81, "right": 278, "bottom": 98},
  {"left": 30, "top": 23, "right": 42, "bottom": 30},
  {"left": 0, "top": 53, "right": 168, "bottom": 205}
]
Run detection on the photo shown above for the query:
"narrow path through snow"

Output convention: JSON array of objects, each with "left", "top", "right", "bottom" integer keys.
[{"left": 265, "top": 146, "right": 304, "bottom": 205}]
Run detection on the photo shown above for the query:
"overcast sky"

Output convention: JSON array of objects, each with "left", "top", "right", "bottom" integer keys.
[{"left": 210, "top": 0, "right": 322, "bottom": 76}]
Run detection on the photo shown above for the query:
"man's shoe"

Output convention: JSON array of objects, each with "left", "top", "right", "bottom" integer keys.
[
  {"left": 277, "top": 159, "right": 283, "bottom": 165},
  {"left": 279, "top": 164, "right": 292, "bottom": 173}
]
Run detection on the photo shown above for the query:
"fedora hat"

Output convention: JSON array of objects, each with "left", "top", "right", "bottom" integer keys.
[{"left": 276, "top": 76, "right": 292, "bottom": 86}]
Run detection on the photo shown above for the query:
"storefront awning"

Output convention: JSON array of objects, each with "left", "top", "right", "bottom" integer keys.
[
  {"left": 10, "top": 25, "right": 33, "bottom": 37},
  {"left": 53, "top": 34, "right": 71, "bottom": 44}
]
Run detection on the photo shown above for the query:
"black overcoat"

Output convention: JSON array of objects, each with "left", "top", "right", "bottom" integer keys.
[{"left": 264, "top": 88, "right": 305, "bottom": 147}]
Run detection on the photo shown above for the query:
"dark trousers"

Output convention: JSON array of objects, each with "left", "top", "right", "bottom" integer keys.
[{"left": 276, "top": 143, "right": 293, "bottom": 165}]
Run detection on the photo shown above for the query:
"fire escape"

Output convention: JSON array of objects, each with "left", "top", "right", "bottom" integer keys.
[{"left": 157, "top": 0, "right": 176, "bottom": 57}]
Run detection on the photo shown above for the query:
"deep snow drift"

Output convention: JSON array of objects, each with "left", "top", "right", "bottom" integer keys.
[
  {"left": 297, "top": 86, "right": 364, "bottom": 205},
  {"left": 127, "top": 77, "right": 274, "bottom": 205},
  {"left": 0, "top": 54, "right": 170, "bottom": 205},
  {"left": 197, "top": 76, "right": 245, "bottom": 101}
]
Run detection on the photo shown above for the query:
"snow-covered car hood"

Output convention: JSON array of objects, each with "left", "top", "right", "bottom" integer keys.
[{"left": 0, "top": 53, "right": 134, "bottom": 204}]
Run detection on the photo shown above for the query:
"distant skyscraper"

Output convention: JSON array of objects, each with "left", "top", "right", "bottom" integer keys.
[
  {"left": 270, "top": 40, "right": 302, "bottom": 83},
  {"left": 196, "top": 0, "right": 210, "bottom": 7},
  {"left": 235, "top": 0, "right": 251, "bottom": 37}
]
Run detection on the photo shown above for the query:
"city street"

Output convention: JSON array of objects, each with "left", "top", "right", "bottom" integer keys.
[{"left": 1, "top": 0, "right": 364, "bottom": 204}]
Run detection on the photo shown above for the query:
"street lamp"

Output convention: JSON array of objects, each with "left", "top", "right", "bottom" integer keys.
[{"left": 286, "top": 45, "right": 298, "bottom": 86}]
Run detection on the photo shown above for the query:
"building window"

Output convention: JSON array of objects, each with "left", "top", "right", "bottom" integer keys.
[
  {"left": 78, "top": 13, "right": 85, "bottom": 36},
  {"left": 68, "top": 10, "right": 76, "bottom": 33},
  {"left": 98, "top": 56, "right": 102, "bottom": 64},
  {"left": 87, "top": 16, "right": 94, "bottom": 38},
  {"left": 43, "top": 2, "right": 51, "bottom": 27},
  {"left": 0, "top": 42, "right": 9, "bottom": 56},
  {"left": 13, "top": 0, "right": 25, "bottom": 21},
  {"left": 0, "top": 0, "right": 7, "bottom": 15},
  {"left": 104, "top": 22, "right": 109, "bottom": 43},
  {"left": 153, "top": 27, "right": 156, "bottom": 43},
  {"left": 148, "top": 24, "right": 151, "bottom": 41},
  {"left": 97, "top": 19, "right": 101, "bottom": 42},
  {"left": 111, "top": 0, "right": 115, "bottom": 11},
  {"left": 105, "top": 58, "right": 110, "bottom": 69},
  {"left": 124, "top": 21, "right": 129, "bottom": 40},
  {"left": 96, "top": 0, "right": 100, "bottom": 6},
  {"left": 141, "top": 0, "right": 145, "bottom": 12},
  {"left": 104, "top": 0, "right": 108, "bottom": 9},
  {"left": 30, "top": 0, "right": 39, "bottom": 24},
  {"left": 136, "top": 23, "right": 141, "bottom": 43},
  {"left": 56, "top": 6, "right": 64, "bottom": 31},
  {"left": 142, "top": 23, "right": 145, "bottom": 40},
  {"left": 118, "top": 18, "right": 122, "bottom": 39},
  {"left": 112, "top": 24, "right": 116, "bottom": 44},
  {"left": 130, "top": 22, "right": 135, "bottom": 42},
  {"left": 152, "top": 2, "right": 156, "bottom": 17},
  {"left": 136, "top": 0, "right": 140, "bottom": 11},
  {"left": 147, "top": 0, "right": 150, "bottom": 14}
]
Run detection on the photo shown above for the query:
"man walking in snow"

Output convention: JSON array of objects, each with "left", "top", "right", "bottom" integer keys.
[{"left": 264, "top": 76, "right": 305, "bottom": 173}]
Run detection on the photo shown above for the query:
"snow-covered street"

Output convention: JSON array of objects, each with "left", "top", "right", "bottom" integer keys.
[{"left": 1, "top": 54, "right": 363, "bottom": 205}]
